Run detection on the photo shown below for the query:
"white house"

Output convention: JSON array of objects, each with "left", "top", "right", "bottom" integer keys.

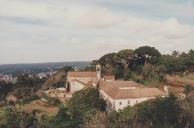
[
  {"left": 99, "top": 80, "right": 167, "bottom": 111},
  {"left": 66, "top": 64, "right": 102, "bottom": 92}
]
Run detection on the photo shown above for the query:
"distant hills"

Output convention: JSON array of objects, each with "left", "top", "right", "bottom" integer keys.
[{"left": 0, "top": 61, "right": 90, "bottom": 74}]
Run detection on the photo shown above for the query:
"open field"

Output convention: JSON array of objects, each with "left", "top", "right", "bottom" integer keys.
[
  {"left": 23, "top": 100, "right": 58, "bottom": 114},
  {"left": 166, "top": 75, "right": 194, "bottom": 87}
]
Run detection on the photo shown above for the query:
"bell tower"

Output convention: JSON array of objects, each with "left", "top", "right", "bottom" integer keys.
[{"left": 96, "top": 64, "right": 101, "bottom": 80}]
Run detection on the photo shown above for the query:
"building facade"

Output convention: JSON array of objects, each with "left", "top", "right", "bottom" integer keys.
[
  {"left": 67, "top": 64, "right": 102, "bottom": 92},
  {"left": 99, "top": 81, "right": 167, "bottom": 111}
]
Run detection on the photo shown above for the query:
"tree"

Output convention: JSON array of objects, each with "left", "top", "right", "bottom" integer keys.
[
  {"left": 4, "top": 107, "right": 38, "bottom": 128},
  {"left": 114, "top": 49, "right": 134, "bottom": 69},
  {"left": 183, "top": 50, "right": 194, "bottom": 72},
  {"left": 84, "top": 112, "right": 108, "bottom": 128},
  {"left": 63, "top": 66, "right": 74, "bottom": 73},
  {"left": 159, "top": 55, "right": 184, "bottom": 74},
  {"left": 155, "top": 65, "right": 167, "bottom": 81},
  {"left": 142, "top": 64, "right": 166, "bottom": 81},
  {"left": 172, "top": 50, "right": 180, "bottom": 58},
  {"left": 112, "top": 64, "right": 125, "bottom": 79},
  {"left": 124, "top": 69, "right": 132, "bottom": 80},
  {"left": 184, "top": 85, "right": 192, "bottom": 98},
  {"left": 68, "top": 88, "right": 106, "bottom": 124},
  {"left": 142, "top": 64, "right": 156, "bottom": 81},
  {"left": 98, "top": 53, "right": 116, "bottom": 75},
  {"left": 134, "top": 46, "right": 161, "bottom": 65},
  {"left": 0, "top": 82, "right": 13, "bottom": 101},
  {"left": 118, "top": 94, "right": 182, "bottom": 128},
  {"left": 114, "top": 49, "right": 134, "bottom": 78}
]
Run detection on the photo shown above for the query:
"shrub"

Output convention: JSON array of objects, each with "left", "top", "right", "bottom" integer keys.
[{"left": 47, "top": 97, "right": 61, "bottom": 106}]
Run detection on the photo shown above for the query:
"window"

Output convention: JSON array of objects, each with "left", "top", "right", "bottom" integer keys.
[{"left": 119, "top": 102, "right": 122, "bottom": 105}]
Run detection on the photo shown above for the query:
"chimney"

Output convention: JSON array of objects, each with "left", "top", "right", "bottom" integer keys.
[
  {"left": 96, "top": 64, "right": 101, "bottom": 80},
  {"left": 164, "top": 85, "right": 169, "bottom": 95}
]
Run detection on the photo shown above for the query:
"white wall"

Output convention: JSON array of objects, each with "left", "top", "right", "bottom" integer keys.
[
  {"left": 114, "top": 97, "right": 154, "bottom": 111},
  {"left": 69, "top": 81, "right": 85, "bottom": 92},
  {"left": 100, "top": 90, "right": 155, "bottom": 111},
  {"left": 68, "top": 76, "right": 96, "bottom": 84},
  {"left": 99, "top": 90, "right": 115, "bottom": 110}
]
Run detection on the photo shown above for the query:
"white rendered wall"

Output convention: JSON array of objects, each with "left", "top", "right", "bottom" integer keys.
[
  {"left": 69, "top": 81, "right": 85, "bottom": 92},
  {"left": 67, "top": 76, "right": 96, "bottom": 84},
  {"left": 114, "top": 97, "right": 154, "bottom": 111},
  {"left": 100, "top": 90, "right": 155, "bottom": 111}
]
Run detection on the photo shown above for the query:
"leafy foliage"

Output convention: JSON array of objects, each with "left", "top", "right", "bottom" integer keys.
[
  {"left": 134, "top": 46, "right": 161, "bottom": 65},
  {"left": 63, "top": 66, "right": 74, "bottom": 73},
  {"left": 85, "top": 95, "right": 194, "bottom": 128},
  {"left": 142, "top": 64, "right": 166, "bottom": 81},
  {"left": 68, "top": 87, "right": 106, "bottom": 123}
]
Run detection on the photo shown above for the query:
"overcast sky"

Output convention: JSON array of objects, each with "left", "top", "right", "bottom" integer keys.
[{"left": 0, "top": 0, "right": 194, "bottom": 64}]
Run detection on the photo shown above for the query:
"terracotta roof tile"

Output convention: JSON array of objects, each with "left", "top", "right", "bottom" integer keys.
[
  {"left": 103, "top": 76, "right": 115, "bottom": 80},
  {"left": 100, "top": 81, "right": 166, "bottom": 99},
  {"left": 67, "top": 71, "right": 97, "bottom": 77}
]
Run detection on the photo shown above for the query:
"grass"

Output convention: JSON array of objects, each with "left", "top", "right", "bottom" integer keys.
[
  {"left": 142, "top": 80, "right": 153, "bottom": 86},
  {"left": 0, "top": 107, "right": 6, "bottom": 123},
  {"left": 178, "top": 74, "right": 194, "bottom": 81},
  {"left": 0, "top": 107, "right": 5, "bottom": 115},
  {"left": 131, "top": 75, "right": 154, "bottom": 86}
]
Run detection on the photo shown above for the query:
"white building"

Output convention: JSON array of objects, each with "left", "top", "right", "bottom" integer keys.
[
  {"left": 66, "top": 64, "right": 102, "bottom": 92},
  {"left": 99, "top": 80, "right": 167, "bottom": 111},
  {"left": 0, "top": 74, "right": 17, "bottom": 84}
]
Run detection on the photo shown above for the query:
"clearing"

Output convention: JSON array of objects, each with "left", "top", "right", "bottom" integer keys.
[{"left": 23, "top": 99, "right": 58, "bottom": 114}]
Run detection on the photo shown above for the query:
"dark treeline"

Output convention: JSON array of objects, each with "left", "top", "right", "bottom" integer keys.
[
  {"left": 92, "top": 46, "right": 194, "bottom": 82},
  {"left": 0, "top": 74, "right": 45, "bottom": 102}
]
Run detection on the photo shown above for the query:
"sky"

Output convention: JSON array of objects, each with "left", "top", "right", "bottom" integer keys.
[{"left": 0, "top": 0, "right": 194, "bottom": 64}]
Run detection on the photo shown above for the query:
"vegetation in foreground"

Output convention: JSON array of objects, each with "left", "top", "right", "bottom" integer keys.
[{"left": 1, "top": 88, "right": 194, "bottom": 128}]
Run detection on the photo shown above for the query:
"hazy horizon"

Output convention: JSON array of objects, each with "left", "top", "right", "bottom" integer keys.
[
  {"left": 0, "top": 60, "right": 91, "bottom": 65},
  {"left": 1, "top": 0, "right": 194, "bottom": 64}
]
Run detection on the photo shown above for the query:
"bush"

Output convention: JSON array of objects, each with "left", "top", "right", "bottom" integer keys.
[
  {"left": 47, "top": 97, "right": 61, "bottom": 106},
  {"left": 124, "top": 69, "right": 132, "bottom": 80},
  {"left": 68, "top": 88, "right": 106, "bottom": 124}
]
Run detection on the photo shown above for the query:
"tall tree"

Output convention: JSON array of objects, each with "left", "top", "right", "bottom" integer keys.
[
  {"left": 172, "top": 50, "right": 180, "bottom": 58},
  {"left": 184, "top": 84, "right": 192, "bottom": 98},
  {"left": 68, "top": 88, "right": 106, "bottom": 124},
  {"left": 134, "top": 46, "right": 161, "bottom": 65},
  {"left": 114, "top": 49, "right": 134, "bottom": 77},
  {"left": 98, "top": 53, "right": 116, "bottom": 75}
]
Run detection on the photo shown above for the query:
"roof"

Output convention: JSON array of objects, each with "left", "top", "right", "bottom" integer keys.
[
  {"left": 103, "top": 76, "right": 115, "bottom": 81},
  {"left": 67, "top": 71, "right": 97, "bottom": 77},
  {"left": 99, "top": 80, "right": 166, "bottom": 99},
  {"left": 71, "top": 79, "right": 87, "bottom": 86}
]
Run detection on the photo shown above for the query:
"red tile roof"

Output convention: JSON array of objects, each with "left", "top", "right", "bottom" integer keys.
[
  {"left": 67, "top": 71, "right": 97, "bottom": 77},
  {"left": 100, "top": 81, "right": 166, "bottom": 99},
  {"left": 103, "top": 76, "right": 115, "bottom": 80}
]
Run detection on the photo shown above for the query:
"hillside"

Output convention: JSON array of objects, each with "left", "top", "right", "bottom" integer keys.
[
  {"left": 0, "top": 61, "right": 90, "bottom": 74},
  {"left": 41, "top": 70, "right": 67, "bottom": 90}
]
